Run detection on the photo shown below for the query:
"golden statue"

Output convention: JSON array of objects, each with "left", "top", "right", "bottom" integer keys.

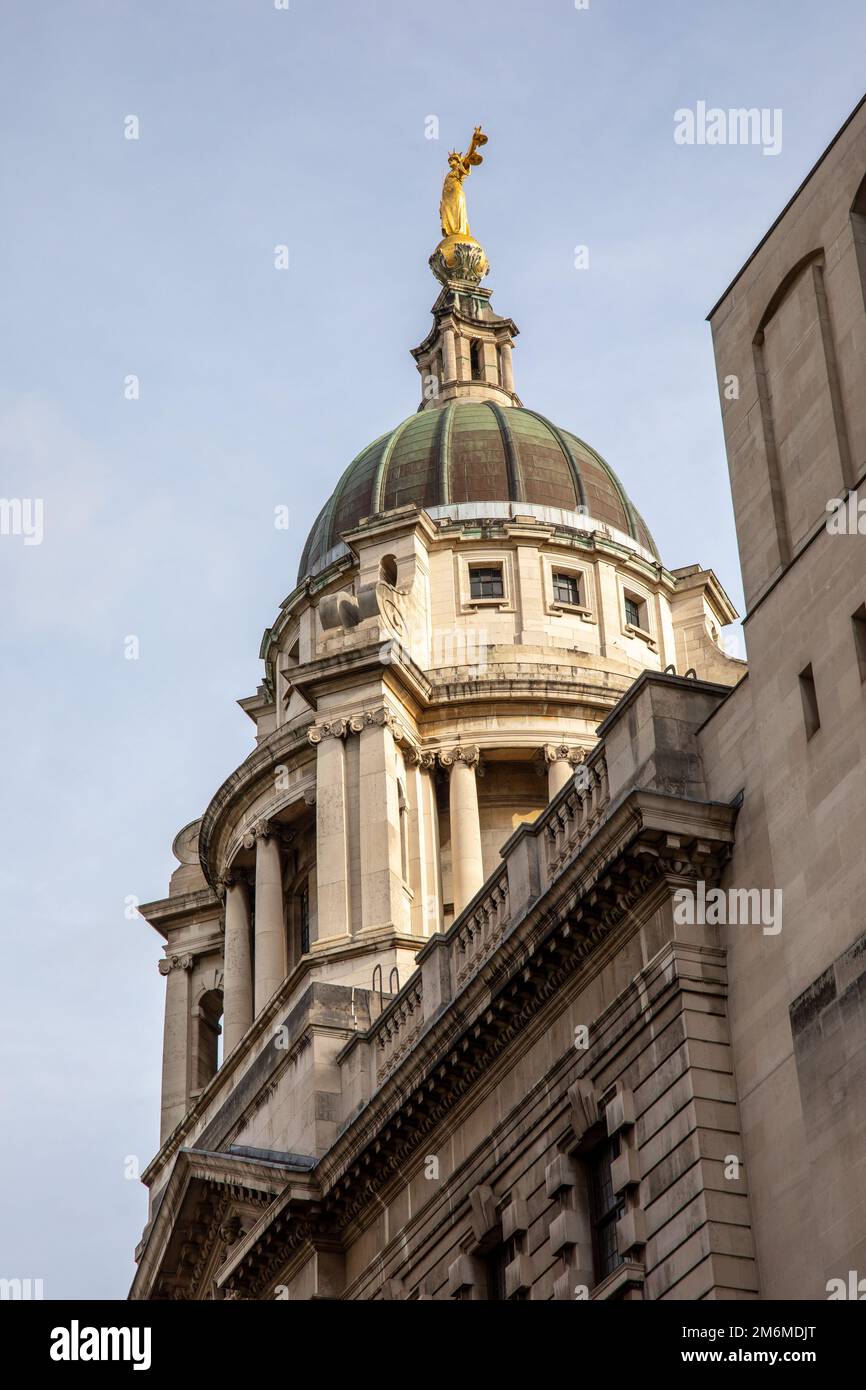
[
  {"left": 439, "top": 125, "right": 488, "bottom": 238},
  {"left": 431, "top": 126, "right": 490, "bottom": 286}
]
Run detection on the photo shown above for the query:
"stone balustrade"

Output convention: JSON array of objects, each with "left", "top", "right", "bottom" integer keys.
[
  {"left": 373, "top": 977, "right": 424, "bottom": 1084},
  {"left": 542, "top": 749, "right": 610, "bottom": 878}
]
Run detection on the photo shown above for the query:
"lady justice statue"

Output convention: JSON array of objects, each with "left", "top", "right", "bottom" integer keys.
[{"left": 429, "top": 126, "right": 491, "bottom": 287}]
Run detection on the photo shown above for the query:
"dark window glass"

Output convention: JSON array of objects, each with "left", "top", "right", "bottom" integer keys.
[
  {"left": 553, "top": 572, "right": 581, "bottom": 605},
  {"left": 470, "top": 566, "right": 504, "bottom": 600},
  {"left": 590, "top": 1135, "right": 625, "bottom": 1282},
  {"left": 299, "top": 885, "right": 310, "bottom": 955},
  {"left": 486, "top": 1237, "right": 515, "bottom": 1301},
  {"left": 624, "top": 596, "right": 642, "bottom": 629},
  {"left": 852, "top": 604, "right": 866, "bottom": 682},
  {"left": 470, "top": 340, "right": 484, "bottom": 381},
  {"left": 799, "top": 663, "right": 820, "bottom": 740}
]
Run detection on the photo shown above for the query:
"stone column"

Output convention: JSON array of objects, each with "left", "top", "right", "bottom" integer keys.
[
  {"left": 158, "top": 952, "right": 193, "bottom": 1142},
  {"left": 357, "top": 710, "right": 406, "bottom": 933},
  {"left": 310, "top": 723, "right": 351, "bottom": 941},
  {"left": 443, "top": 326, "right": 457, "bottom": 382},
  {"left": 222, "top": 875, "right": 252, "bottom": 1056},
  {"left": 500, "top": 340, "right": 515, "bottom": 394},
  {"left": 406, "top": 753, "right": 441, "bottom": 936},
  {"left": 442, "top": 746, "right": 484, "bottom": 914},
  {"left": 252, "top": 823, "right": 286, "bottom": 1013},
  {"left": 544, "top": 744, "right": 586, "bottom": 801}
]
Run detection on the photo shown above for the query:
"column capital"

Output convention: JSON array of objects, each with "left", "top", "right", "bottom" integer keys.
[
  {"left": 542, "top": 743, "right": 587, "bottom": 767},
  {"left": 439, "top": 744, "right": 481, "bottom": 769},
  {"left": 308, "top": 716, "right": 348, "bottom": 744},
  {"left": 158, "top": 953, "right": 194, "bottom": 976},
  {"left": 216, "top": 869, "right": 252, "bottom": 898},
  {"left": 309, "top": 705, "right": 419, "bottom": 751},
  {"left": 404, "top": 747, "right": 437, "bottom": 771},
  {"left": 242, "top": 819, "right": 292, "bottom": 850}
]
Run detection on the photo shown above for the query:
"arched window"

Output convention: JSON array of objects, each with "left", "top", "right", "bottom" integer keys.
[
  {"left": 470, "top": 339, "right": 484, "bottom": 382},
  {"left": 193, "top": 988, "right": 223, "bottom": 1087}
]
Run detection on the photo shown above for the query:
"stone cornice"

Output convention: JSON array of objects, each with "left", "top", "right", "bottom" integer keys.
[
  {"left": 197, "top": 724, "right": 315, "bottom": 889},
  {"left": 290, "top": 642, "right": 432, "bottom": 713},
  {"left": 136, "top": 887, "right": 222, "bottom": 937}
]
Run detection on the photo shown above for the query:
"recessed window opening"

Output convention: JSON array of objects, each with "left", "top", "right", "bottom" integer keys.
[
  {"left": 553, "top": 572, "right": 581, "bottom": 606},
  {"left": 470, "top": 340, "right": 484, "bottom": 382},
  {"left": 469, "top": 565, "right": 504, "bottom": 600},
  {"left": 799, "top": 663, "right": 820, "bottom": 739}
]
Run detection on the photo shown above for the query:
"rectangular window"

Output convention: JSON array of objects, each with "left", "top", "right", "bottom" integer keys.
[
  {"left": 486, "top": 1237, "right": 515, "bottom": 1301},
  {"left": 469, "top": 565, "right": 504, "bottom": 600},
  {"left": 799, "top": 663, "right": 820, "bottom": 740},
  {"left": 299, "top": 885, "right": 310, "bottom": 955},
  {"left": 553, "top": 571, "right": 581, "bottom": 606},
  {"left": 853, "top": 604, "right": 866, "bottom": 683},
  {"left": 623, "top": 595, "right": 643, "bottom": 630},
  {"left": 590, "top": 1135, "right": 625, "bottom": 1283}
]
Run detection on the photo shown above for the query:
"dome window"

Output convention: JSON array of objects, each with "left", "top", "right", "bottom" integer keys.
[
  {"left": 623, "top": 593, "right": 648, "bottom": 632},
  {"left": 553, "top": 572, "right": 582, "bottom": 606},
  {"left": 470, "top": 339, "right": 485, "bottom": 382},
  {"left": 469, "top": 565, "right": 504, "bottom": 600}
]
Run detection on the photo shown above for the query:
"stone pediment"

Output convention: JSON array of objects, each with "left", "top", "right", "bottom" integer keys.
[{"left": 130, "top": 1147, "right": 317, "bottom": 1301}]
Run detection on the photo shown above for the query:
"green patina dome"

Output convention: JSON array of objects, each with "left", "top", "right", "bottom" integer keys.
[{"left": 298, "top": 401, "right": 657, "bottom": 581}]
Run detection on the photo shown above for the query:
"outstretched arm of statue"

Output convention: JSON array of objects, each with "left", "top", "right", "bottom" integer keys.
[{"left": 461, "top": 125, "right": 488, "bottom": 169}]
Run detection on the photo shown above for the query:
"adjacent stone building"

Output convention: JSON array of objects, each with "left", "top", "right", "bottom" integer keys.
[{"left": 130, "top": 99, "right": 866, "bottom": 1301}]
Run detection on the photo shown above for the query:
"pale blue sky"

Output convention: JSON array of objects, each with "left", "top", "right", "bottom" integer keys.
[{"left": 1, "top": 0, "right": 863, "bottom": 1298}]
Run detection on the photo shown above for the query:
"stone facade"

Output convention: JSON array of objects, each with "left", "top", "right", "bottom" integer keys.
[{"left": 130, "top": 99, "right": 866, "bottom": 1301}]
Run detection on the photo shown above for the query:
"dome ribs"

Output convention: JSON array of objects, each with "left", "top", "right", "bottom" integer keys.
[
  {"left": 296, "top": 405, "right": 658, "bottom": 580},
  {"left": 437, "top": 401, "right": 456, "bottom": 506},
  {"left": 371, "top": 415, "right": 415, "bottom": 516},
  {"left": 519, "top": 409, "right": 588, "bottom": 513},
  {"left": 487, "top": 401, "right": 525, "bottom": 504}
]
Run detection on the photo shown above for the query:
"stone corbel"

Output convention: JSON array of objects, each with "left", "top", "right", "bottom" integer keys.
[
  {"left": 468, "top": 1183, "right": 498, "bottom": 1246},
  {"left": 567, "top": 1077, "right": 600, "bottom": 1145}
]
